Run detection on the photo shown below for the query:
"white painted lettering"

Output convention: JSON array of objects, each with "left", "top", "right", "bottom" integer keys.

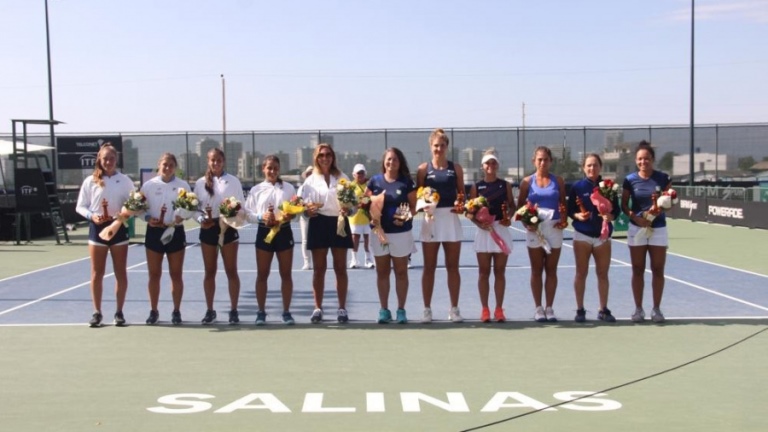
[
  {"left": 708, "top": 205, "right": 744, "bottom": 219},
  {"left": 302, "top": 393, "right": 356, "bottom": 413},
  {"left": 366, "top": 392, "right": 385, "bottom": 412},
  {"left": 553, "top": 392, "right": 622, "bottom": 411},
  {"left": 215, "top": 393, "right": 291, "bottom": 413},
  {"left": 480, "top": 392, "right": 555, "bottom": 412},
  {"left": 147, "top": 393, "right": 214, "bottom": 414},
  {"left": 401, "top": 392, "right": 469, "bottom": 412}
]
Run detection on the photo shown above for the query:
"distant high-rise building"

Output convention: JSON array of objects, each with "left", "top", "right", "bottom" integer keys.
[
  {"left": 224, "top": 141, "right": 243, "bottom": 176},
  {"left": 296, "top": 146, "right": 315, "bottom": 170},
  {"left": 310, "top": 134, "right": 334, "bottom": 148},
  {"left": 179, "top": 152, "right": 202, "bottom": 182},
  {"left": 459, "top": 147, "right": 483, "bottom": 171},
  {"left": 122, "top": 139, "right": 139, "bottom": 178}
]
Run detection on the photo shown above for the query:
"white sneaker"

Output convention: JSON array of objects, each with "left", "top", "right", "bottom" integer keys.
[
  {"left": 348, "top": 257, "right": 359, "bottom": 269},
  {"left": 631, "top": 307, "right": 646, "bottom": 323},
  {"left": 651, "top": 308, "right": 665, "bottom": 323},
  {"left": 449, "top": 307, "right": 464, "bottom": 323},
  {"left": 301, "top": 261, "right": 311, "bottom": 271},
  {"left": 545, "top": 306, "right": 558, "bottom": 322},
  {"left": 422, "top": 307, "right": 433, "bottom": 323},
  {"left": 534, "top": 306, "right": 546, "bottom": 322},
  {"left": 364, "top": 257, "right": 374, "bottom": 269}
]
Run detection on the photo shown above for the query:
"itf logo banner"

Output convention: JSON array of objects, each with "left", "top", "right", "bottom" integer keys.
[{"left": 57, "top": 136, "right": 123, "bottom": 169}]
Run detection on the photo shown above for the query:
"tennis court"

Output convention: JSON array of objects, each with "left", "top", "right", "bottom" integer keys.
[{"left": 1, "top": 218, "right": 766, "bottom": 431}]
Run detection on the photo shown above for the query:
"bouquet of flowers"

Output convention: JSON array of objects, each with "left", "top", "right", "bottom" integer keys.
[
  {"left": 98, "top": 191, "right": 148, "bottom": 242},
  {"left": 415, "top": 186, "right": 440, "bottom": 240},
  {"left": 471, "top": 197, "right": 510, "bottom": 255},
  {"left": 656, "top": 188, "right": 679, "bottom": 210},
  {"left": 218, "top": 196, "right": 245, "bottom": 246},
  {"left": 336, "top": 178, "right": 358, "bottom": 237},
  {"left": 590, "top": 188, "right": 614, "bottom": 241},
  {"left": 358, "top": 195, "right": 372, "bottom": 220},
  {"left": 172, "top": 188, "right": 199, "bottom": 220},
  {"left": 597, "top": 179, "right": 620, "bottom": 202},
  {"left": 514, "top": 201, "right": 551, "bottom": 254},
  {"left": 463, "top": 196, "right": 488, "bottom": 216},
  {"left": 369, "top": 192, "right": 388, "bottom": 248},
  {"left": 264, "top": 196, "right": 306, "bottom": 244}
]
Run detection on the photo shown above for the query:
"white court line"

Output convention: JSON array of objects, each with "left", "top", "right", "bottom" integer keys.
[
  {"left": 125, "top": 264, "right": 630, "bottom": 274},
  {"left": 0, "top": 261, "right": 147, "bottom": 317}
]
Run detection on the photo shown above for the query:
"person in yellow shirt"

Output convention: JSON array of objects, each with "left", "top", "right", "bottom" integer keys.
[{"left": 348, "top": 164, "right": 374, "bottom": 268}]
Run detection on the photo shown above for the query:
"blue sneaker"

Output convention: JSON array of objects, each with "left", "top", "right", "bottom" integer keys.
[
  {"left": 282, "top": 311, "right": 295, "bottom": 326},
  {"left": 378, "top": 308, "right": 392, "bottom": 324},
  {"left": 255, "top": 311, "right": 267, "bottom": 326},
  {"left": 337, "top": 308, "right": 349, "bottom": 323},
  {"left": 396, "top": 308, "right": 407, "bottom": 324}
]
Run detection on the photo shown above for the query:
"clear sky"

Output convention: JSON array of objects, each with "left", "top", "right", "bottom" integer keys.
[{"left": 1, "top": 0, "right": 767, "bottom": 134}]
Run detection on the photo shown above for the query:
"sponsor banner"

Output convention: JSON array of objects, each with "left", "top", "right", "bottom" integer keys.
[
  {"left": 706, "top": 199, "right": 768, "bottom": 229},
  {"left": 57, "top": 136, "right": 122, "bottom": 169},
  {"left": 666, "top": 197, "right": 706, "bottom": 222}
]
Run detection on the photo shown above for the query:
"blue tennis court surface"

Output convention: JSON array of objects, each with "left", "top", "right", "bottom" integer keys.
[{"left": 2, "top": 222, "right": 766, "bottom": 326}]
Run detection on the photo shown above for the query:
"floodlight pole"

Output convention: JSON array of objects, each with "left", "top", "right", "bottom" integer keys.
[
  {"left": 689, "top": 0, "right": 695, "bottom": 186},
  {"left": 45, "top": 0, "right": 56, "bottom": 177},
  {"left": 222, "top": 74, "right": 227, "bottom": 148}
]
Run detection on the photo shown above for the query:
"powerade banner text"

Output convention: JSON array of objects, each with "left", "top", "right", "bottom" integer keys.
[{"left": 57, "top": 136, "right": 122, "bottom": 169}]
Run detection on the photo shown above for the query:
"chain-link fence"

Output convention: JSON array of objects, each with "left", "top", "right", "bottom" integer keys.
[{"left": 2, "top": 123, "right": 767, "bottom": 194}]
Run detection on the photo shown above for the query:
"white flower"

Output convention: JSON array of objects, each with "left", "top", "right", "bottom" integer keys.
[
  {"left": 599, "top": 181, "right": 605, "bottom": 188},
  {"left": 612, "top": 184, "right": 619, "bottom": 191},
  {"left": 191, "top": 199, "right": 199, "bottom": 206},
  {"left": 188, "top": 192, "right": 197, "bottom": 199},
  {"left": 530, "top": 216, "right": 539, "bottom": 224},
  {"left": 337, "top": 184, "right": 345, "bottom": 192}
]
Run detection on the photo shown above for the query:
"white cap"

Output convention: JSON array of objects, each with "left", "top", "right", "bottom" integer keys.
[
  {"left": 352, "top": 163, "right": 366, "bottom": 174},
  {"left": 481, "top": 154, "right": 499, "bottom": 164}
]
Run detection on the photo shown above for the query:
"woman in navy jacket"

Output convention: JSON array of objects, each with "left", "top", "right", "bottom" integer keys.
[{"left": 567, "top": 154, "right": 620, "bottom": 323}]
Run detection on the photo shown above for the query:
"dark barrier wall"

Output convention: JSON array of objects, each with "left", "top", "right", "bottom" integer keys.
[{"left": 668, "top": 197, "right": 768, "bottom": 229}]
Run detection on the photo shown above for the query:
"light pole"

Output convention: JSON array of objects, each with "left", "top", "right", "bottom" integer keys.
[
  {"left": 689, "top": 0, "right": 695, "bottom": 185},
  {"left": 221, "top": 74, "right": 227, "bottom": 148},
  {"left": 44, "top": 0, "right": 56, "bottom": 174}
]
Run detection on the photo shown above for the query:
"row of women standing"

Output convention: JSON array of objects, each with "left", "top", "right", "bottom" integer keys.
[{"left": 76, "top": 132, "right": 671, "bottom": 326}]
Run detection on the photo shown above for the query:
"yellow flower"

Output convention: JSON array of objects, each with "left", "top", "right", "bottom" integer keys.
[{"left": 338, "top": 178, "right": 348, "bottom": 186}]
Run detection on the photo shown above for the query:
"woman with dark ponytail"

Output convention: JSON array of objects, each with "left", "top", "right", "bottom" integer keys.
[
  {"left": 193, "top": 147, "right": 245, "bottom": 325},
  {"left": 75, "top": 144, "right": 134, "bottom": 327}
]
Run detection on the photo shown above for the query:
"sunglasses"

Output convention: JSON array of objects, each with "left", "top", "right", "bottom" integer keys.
[{"left": 317, "top": 153, "right": 333, "bottom": 158}]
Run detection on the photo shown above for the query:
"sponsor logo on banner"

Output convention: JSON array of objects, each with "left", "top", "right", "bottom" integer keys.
[
  {"left": 20, "top": 185, "right": 37, "bottom": 195},
  {"left": 80, "top": 154, "right": 97, "bottom": 167},
  {"left": 708, "top": 205, "right": 744, "bottom": 219}
]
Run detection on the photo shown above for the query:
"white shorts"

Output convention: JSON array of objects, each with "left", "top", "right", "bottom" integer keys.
[
  {"left": 350, "top": 223, "right": 371, "bottom": 235},
  {"left": 419, "top": 207, "right": 463, "bottom": 243},
  {"left": 627, "top": 225, "right": 668, "bottom": 247},
  {"left": 573, "top": 230, "right": 610, "bottom": 248},
  {"left": 525, "top": 219, "right": 564, "bottom": 249},
  {"left": 371, "top": 230, "right": 414, "bottom": 258},
  {"left": 473, "top": 221, "right": 514, "bottom": 254}
]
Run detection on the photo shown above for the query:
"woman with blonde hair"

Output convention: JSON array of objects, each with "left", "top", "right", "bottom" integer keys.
[
  {"left": 299, "top": 143, "right": 354, "bottom": 323},
  {"left": 416, "top": 128, "right": 465, "bottom": 323},
  {"left": 75, "top": 143, "right": 134, "bottom": 327},
  {"left": 193, "top": 147, "right": 245, "bottom": 325},
  {"left": 140, "top": 153, "right": 191, "bottom": 325}
]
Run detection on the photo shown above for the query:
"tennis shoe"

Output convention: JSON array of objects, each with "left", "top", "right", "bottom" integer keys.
[
  {"left": 378, "top": 308, "right": 392, "bottom": 324},
  {"left": 422, "top": 307, "right": 432, "bottom": 323},
  {"left": 228, "top": 309, "right": 240, "bottom": 324},
  {"left": 255, "top": 311, "right": 267, "bottom": 326},
  {"left": 494, "top": 307, "right": 506, "bottom": 323},
  {"left": 534, "top": 306, "right": 547, "bottom": 322},
  {"left": 631, "top": 307, "right": 646, "bottom": 323},
  {"left": 113, "top": 311, "right": 126, "bottom": 327},
  {"left": 310, "top": 308, "right": 323, "bottom": 324},
  {"left": 337, "top": 308, "right": 349, "bottom": 323},
  {"left": 575, "top": 308, "right": 587, "bottom": 323},
  {"left": 396, "top": 308, "right": 407, "bottom": 324},
  {"left": 545, "top": 307, "right": 558, "bottom": 322},
  {"left": 171, "top": 310, "right": 182, "bottom": 325},
  {"left": 597, "top": 308, "right": 616, "bottom": 323},
  {"left": 449, "top": 307, "right": 464, "bottom": 323},
  {"left": 480, "top": 307, "right": 491, "bottom": 323},
  {"left": 651, "top": 308, "right": 666, "bottom": 323},
  {"left": 89, "top": 312, "right": 103, "bottom": 327},
  {"left": 201, "top": 309, "right": 217, "bottom": 325},
  {"left": 146, "top": 310, "right": 159, "bottom": 325},
  {"left": 282, "top": 311, "right": 295, "bottom": 325}
]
